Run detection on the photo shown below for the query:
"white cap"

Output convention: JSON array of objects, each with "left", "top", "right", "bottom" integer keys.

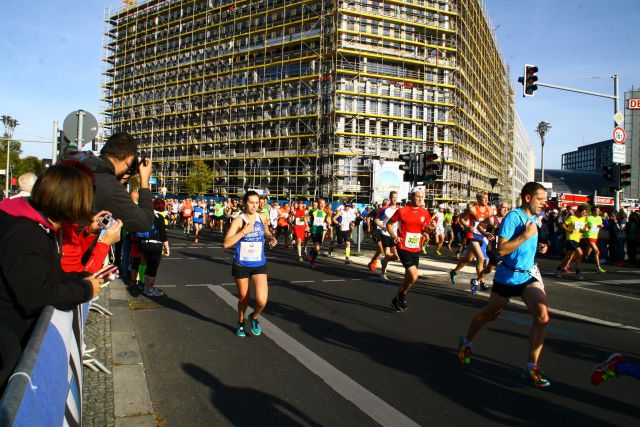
[{"left": 410, "top": 186, "right": 425, "bottom": 194}]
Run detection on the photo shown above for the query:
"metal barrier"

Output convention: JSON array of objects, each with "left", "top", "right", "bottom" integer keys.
[{"left": 0, "top": 303, "right": 87, "bottom": 427}]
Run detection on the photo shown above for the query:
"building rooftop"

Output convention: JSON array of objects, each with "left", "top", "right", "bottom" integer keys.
[{"left": 536, "top": 169, "right": 613, "bottom": 196}]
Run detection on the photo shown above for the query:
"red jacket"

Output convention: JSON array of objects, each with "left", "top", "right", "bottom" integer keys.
[{"left": 61, "top": 223, "right": 112, "bottom": 274}]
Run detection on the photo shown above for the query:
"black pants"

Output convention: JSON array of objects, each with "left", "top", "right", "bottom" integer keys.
[{"left": 141, "top": 242, "right": 164, "bottom": 277}]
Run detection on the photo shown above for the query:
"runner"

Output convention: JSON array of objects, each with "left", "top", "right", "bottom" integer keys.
[
  {"left": 193, "top": 199, "right": 205, "bottom": 243},
  {"left": 276, "top": 202, "right": 291, "bottom": 248},
  {"left": 307, "top": 198, "right": 331, "bottom": 268},
  {"left": 181, "top": 198, "right": 194, "bottom": 235},
  {"left": 475, "top": 200, "right": 511, "bottom": 293},
  {"left": 432, "top": 205, "right": 446, "bottom": 256},
  {"left": 554, "top": 206, "right": 586, "bottom": 280},
  {"left": 268, "top": 201, "right": 280, "bottom": 234},
  {"left": 367, "top": 201, "right": 387, "bottom": 271},
  {"left": 333, "top": 202, "right": 357, "bottom": 264},
  {"left": 386, "top": 187, "right": 431, "bottom": 312},
  {"left": 376, "top": 191, "right": 400, "bottom": 282},
  {"left": 225, "top": 198, "right": 241, "bottom": 232},
  {"left": 449, "top": 193, "right": 492, "bottom": 291},
  {"left": 258, "top": 196, "right": 270, "bottom": 222},
  {"left": 223, "top": 190, "right": 277, "bottom": 337},
  {"left": 169, "top": 199, "right": 179, "bottom": 228},
  {"left": 444, "top": 207, "right": 455, "bottom": 252},
  {"left": 213, "top": 199, "right": 226, "bottom": 233},
  {"left": 291, "top": 199, "right": 309, "bottom": 262},
  {"left": 583, "top": 206, "right": 606, "bottom": 273},
  {"left": 303, "top": 200, "right": 319, "bottom": 254},
  {"left": 207, "top": 199, "right": 217, "bottom": 232},
  {"left": 457, "top": 182, "right": 552, "bottom": 388}
]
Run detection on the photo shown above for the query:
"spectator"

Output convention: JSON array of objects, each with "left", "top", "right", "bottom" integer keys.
[
  {"left": 0, "top": 164, "right": 103, "bottom": 389},
  {"left": 138, "top": 198, "right": 170, "bottom": 297},
  {"left": 626, "top": 212, "right": 639, "bottom": 264},
  {"left": 612, "top": 212, "right": 627, "bottom": 266},
  {"left": 8, "top": 172, "right": 37, "bottom": 199},
  {"left": 83, "top": 132, "right": 154, "bottom": 232}
]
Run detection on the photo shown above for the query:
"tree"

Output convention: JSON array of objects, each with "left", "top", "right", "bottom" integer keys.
[
  {"left": 13, "top": 156, "right": 43, "bottom": 178},
  {"left": 0, "top": 138, "right": 23, "bottom": 173},
  {"left": 184, "top": 159, "right": 214, "bottom": 196}
]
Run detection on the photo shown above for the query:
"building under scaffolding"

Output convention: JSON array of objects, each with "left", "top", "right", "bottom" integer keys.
[{"left": 102, "top": 0, "right": 514, "bottom": 202}]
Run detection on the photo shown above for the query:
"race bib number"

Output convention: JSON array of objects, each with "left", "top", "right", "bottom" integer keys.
[
  {"left": 282, "top": 213, "right": 289, "bottom": 219},
  {"left": 239, "top": 241, "right": 262, "bottom": 262},
  {"left": 404, "top": 232, "right": 421, "bottom": 249},
  {"left": 184, "top": 209, "right": 191, "bottom": 215},
  {"left": 313, "top": 216, "right": 325, "bottom": 226},
  {"left": 194, "top": 211, "right": 201, "bottom": 218},
  {"left": 296, "top": 217, "right": 306, "bottom": 226},
  {"left": 590, "top": 225, "right": 599, "bottom": 233},
  {"left": 574, "top": 221, "right": 584, "bottom": 231},
  {"left": 530, "top": 264, "right": 544, "bottom": 286}
]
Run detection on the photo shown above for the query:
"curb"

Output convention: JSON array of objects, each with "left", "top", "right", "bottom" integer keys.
[{"left": 109, "top": 280, "right": 156, "bottom": 427}]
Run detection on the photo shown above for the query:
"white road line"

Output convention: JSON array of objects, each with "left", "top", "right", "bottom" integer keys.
[
  {"left": 220, "top": 282, "right": 236, "bottom": 286},
  {"left": 185, "top": 284, "right": 214, "bottom": 287},
  {"left": 290, "top": 280, "right": 314, "bottom": 283},
  {"left": 350, "top": 278, "right": 362, "bottom": 281},
  {"left": 208, "top": 285, "right": 420, "bottom": 427},
  {"left": 554, "top": 281, "right": 640, "bottom": 302},
  {"left": 323, "top": 279, "right": 346, "bottom": 282},
  {"left": 155, "top": 285, "right": 176, "bottom": 288},
  {"left": 599, "top": 279, "right": 640, "bottom": 285},
  {"left": 165, "top": 257, "right": 182, "bottom": 260},
  {"left": 187, "top": 257, "right": 197, "bottom": 260}
]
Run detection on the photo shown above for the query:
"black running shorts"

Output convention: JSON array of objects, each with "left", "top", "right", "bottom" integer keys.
[
  {"left": 381, "top": 234, "right": 396, "bottom": 248},
  {"left": 397, "top": 248, "right": 420, "bottom": 269},
  {"left": 564, "top": 240, "right": 580, "bottom": 251},
  {"left": 232, "top": 263, "right": 267, "bottom": 279},
  {"left": 491, "top": 277, "right": 539, "bottom": 298}
]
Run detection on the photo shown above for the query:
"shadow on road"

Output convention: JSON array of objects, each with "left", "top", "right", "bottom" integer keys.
[{"left": 183, "top": 363, "right": 322, "bottom": 427}]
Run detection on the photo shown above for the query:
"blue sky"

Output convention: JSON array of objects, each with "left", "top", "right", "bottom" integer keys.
[{"left": 1, "top": 0, "right": 639, "bottom": 167}]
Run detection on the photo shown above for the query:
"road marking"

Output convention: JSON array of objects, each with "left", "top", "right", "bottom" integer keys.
[
  {"left": 290, "top": 280, "right": 314, "bottom": 283},
  {"left": 323, "top": 279, "right": 346, "bottom": 282},
  {"left": 165, "top": 257, "right": 182, "bottom": 260},
  {"left": 185, "top": 284, "right": 214, "bottom": 287},
  {"left": 350, "top": 278, "right": 362, "bottom": 281},
  {"left": 187, "top": 257, "right": 197, "bottom": 260},
  {"left": 556, "top": 281, "right": 640, "bottom": 302},
  {"left": 155, "top": 285, "right": 176, "bottom": 288},
  {"left": 599, "top": 279, "right": 640, "bottom": 285},
  {"left": 208, "top": 285, "right": 420, "bottom": 427},
  {"left": 220, "top": 283, "right": 236, "bottom": 286}
]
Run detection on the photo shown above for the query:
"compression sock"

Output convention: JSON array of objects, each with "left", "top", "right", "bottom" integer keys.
[
  {"left": 345, "top": 247, "right": 351, "bottom": 258},
  {"left": 138, "top": 264, "right": 146, "bottom": 284}
]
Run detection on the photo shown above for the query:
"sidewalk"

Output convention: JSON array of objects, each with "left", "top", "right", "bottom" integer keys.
[{"left": 82, "top": 281, "right": 155, "bottom": 426}]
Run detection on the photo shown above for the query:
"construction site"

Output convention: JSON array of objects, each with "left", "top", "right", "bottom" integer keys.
[{"left": 102, "top": 0, "right": 514, "bottom": 202}]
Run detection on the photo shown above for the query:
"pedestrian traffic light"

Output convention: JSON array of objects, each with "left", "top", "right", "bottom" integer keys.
[
  {"left": 422, "top": 152, "right": 439, "bottom": 184},
  {"left": 522, "top": 64, "right": 538, "bottom": 97},
  {"left": 399, "top": 153, "right": 415, "bottom": 183},
  {"left": 620, "top": 164, "right": 632, "bottom": 188},
  {"left": 603, "top": 164, "right": 614, "bottom": 181}
]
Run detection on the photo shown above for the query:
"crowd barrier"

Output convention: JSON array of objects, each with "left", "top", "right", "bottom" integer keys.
[{"left": 0, "top": 303, "right": 88, "bottom": 426}]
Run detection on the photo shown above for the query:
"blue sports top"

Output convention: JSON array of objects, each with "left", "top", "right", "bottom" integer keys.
[
  {"left": 493, "top": 208, "right": 538, "bottom": 285},
  {"left": 193, "top": 206, "right": 204, "bottom": 224},
  {"left": 233, "top": 213, "right": 266, "bottom": 267}
]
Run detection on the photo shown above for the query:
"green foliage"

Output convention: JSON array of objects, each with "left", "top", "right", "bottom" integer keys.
[
  {"left": 184, "top": 159, "right": 214, "bottom": 196},
  {"left": 0, "top": 138, "right": 23, "bottom": 173},
  {"left": 13, "top": 156, "right": 43, "bottom": 177}
]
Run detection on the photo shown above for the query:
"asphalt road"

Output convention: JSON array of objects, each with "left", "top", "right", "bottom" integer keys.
[{"left": 128, "top": 228, "right": 640, "bottom": 426}]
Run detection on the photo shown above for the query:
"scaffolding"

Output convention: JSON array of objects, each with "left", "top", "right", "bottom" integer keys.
[{"left": 102, "top": 0, "right": 513, "bottom": 202}]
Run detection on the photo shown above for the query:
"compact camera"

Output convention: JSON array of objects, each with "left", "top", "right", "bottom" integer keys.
[
  {"left": 99, "top": 214, "right": 116, "bottom": 229},
  {"left": 94, "top": 265, "right": 119, "bottom": 281}
]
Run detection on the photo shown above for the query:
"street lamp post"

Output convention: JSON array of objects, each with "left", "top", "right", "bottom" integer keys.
[
  {"left": 2, "top": 115, "right": 19, "bottom": 196},
  {"left": 535, "top": 121, "right": 551, "bottom": 183}
]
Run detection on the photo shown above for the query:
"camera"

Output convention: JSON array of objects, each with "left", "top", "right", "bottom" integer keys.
[
  {"left": 99, "top": 214, "right": 116, "bottom": 229},
  {"left": 125, "top": 152, "right": 148, "bottom": 177}
]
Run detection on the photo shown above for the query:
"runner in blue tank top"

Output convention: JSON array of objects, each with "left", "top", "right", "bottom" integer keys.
[{"left": 223, "top": 190, "right": 277, "bottom": 337}]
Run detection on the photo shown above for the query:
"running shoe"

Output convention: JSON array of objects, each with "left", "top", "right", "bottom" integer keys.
[
  {"left": 298, "top": 256, "right": 304, "bottom": 262},
  {"left": 596, "top": 267, "right": 606, "bottom": 273},
  {"left": 449, "top": 270, "right": 457, "bottom": 287},
  {"left": 457, "top": 335, "right": 471, "bottom": 365},
  {"left": 367, "top": 260, "right": 377, "bottom": 271},
  {"left": 381, "top": 274, "right": 390, "bottom": 283},
  {"left": 470, "top": 278, "right": 478, "bottom": 295},
  {"left": 391, "top": 296, "right": 405, "bottom": 313},
  {"left": 554, "top": 269, "right": 563, "bottom": 279},
  {"left": 522, "top": 364, "right": 551, "bottom": 388},
  {"left": 421, "top": 247, "right": 427, "bottom": 255},
  {"left": 574, "top": 272, "right": 584, "bottom": 281},
  {"left": 344, "top": 258, "right": 351, "bottom": 264},
  {"left": 561, "top": 267, "right": 570, "bottom": 274},
  {"left": 399, "top": 297, "right": 408, "bottom": 311},
  {"left": 249, "top": 316, "right": 262, "bottom": 336},
  {"left": 328, "top": 247, "right": 333, "bottom": 256},
  {"left": 591, "top": 353, "right": 624, "bottom": 385},
  {"left": 435, "top": 250, "right": 442, "bottom": 256},
  {"left": 143, "top": 287, "right": 164, "bottom": 297},
  {"left": 236, "top": 323, "right": 247, "bottom": 337}
]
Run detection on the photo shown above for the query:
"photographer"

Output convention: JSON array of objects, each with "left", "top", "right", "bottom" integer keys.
[{"left": 83, "top": 132, "right": 154, "bottom": 232}]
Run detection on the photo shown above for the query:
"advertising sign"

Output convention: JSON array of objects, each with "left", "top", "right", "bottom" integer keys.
[{"left": 371, "top": 160, "right": 411, "bottom": 203}]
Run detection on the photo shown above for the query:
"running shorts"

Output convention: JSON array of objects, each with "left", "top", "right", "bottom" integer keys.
[
  {"left": 293, "top": 226, "right": 306, "bottom": 241},
  {"left": 337, "top": 230, "right": 352, "bottom": 244},
  {"left": 371, "top": 229, "right": 382, "bottom": 243},
  {"left": 445, "top": 226, "right": 453, "bottom": 234},
  {"left": 564, "top": 240, "right": 580, "bottom": 251},
  {"left": 232, "top": 262, "right": 267, "bottom": 279},
  {"left": 311, "top": 229, "right": 324, "bottom": 244},
  {"left": 397, "top": 248, "right": 420, "bottom": 269},
  {"left": 491, "top": 277, "right": 539, "bottom": 298},
  {"left": 487, "top": 248, "right": 501, "bottom": 266},
  {"left": 381, "top": 234, "right": 396, "bottom": 248}
]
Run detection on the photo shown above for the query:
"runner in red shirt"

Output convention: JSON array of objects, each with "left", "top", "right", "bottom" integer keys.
[
  {"left": 291, "top": 200, "right": 309, "bottom": 262},
  {"left": 386, "top": 187, "right": 432, "bottom": 312}
]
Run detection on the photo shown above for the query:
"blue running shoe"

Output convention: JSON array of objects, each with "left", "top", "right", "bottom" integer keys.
[
  {"left": 458, "top": 334, "right": 471, "bottom": 365},
  {"left": 249, "top": 316, "right": 262, "bottom": 336},
  {"left": 470, "top": 278, "right": 478, "bottom": 295},
  {"left": 449, "top": 270, "right": 457, "bottom": 287},
  {"left": 236, "top": 323, "right": 247, "bottom": 337}
]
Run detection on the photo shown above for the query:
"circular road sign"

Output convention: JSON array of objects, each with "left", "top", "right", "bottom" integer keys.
[
  {"left": 62, "top": 110, "right": 99, "bottom": 148},
  {"left": 613, "top": 126, "right": 626, "bottom": 144}
]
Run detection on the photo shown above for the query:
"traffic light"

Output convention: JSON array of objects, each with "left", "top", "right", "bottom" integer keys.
[
  {"left": 603, "top": 164, "right": 615, "bottom": 181},
  {"left": 620, "top": 164, "right": 632, "bottom": 188},
  {"left": 399, "top": 153, "right": 415, "bottom": 183},
  {"left": 522, "top": 64, "right": 538, "bottom": 97},
  {"left": 422, "top": 152, "right": 439, "bottom": 184}
]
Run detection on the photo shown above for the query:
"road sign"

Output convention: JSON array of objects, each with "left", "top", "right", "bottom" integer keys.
[
  {"left": 613, "top": 126, "right": 626, "bottom": 144},
  {"left": 62, "top": 110, "right": 99, "bottom": 148},
  {"left": 614, "top": 112, "right": 624, "bottom": 125},
  {"left": 629, "top": 98, "right": 640, "bottom": 109},
  {"left": 612, "top": 143, "right": 626, "bottom": 163},
  {"left": 0, "top": 169, "right": 5, "bottom": 175}
]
